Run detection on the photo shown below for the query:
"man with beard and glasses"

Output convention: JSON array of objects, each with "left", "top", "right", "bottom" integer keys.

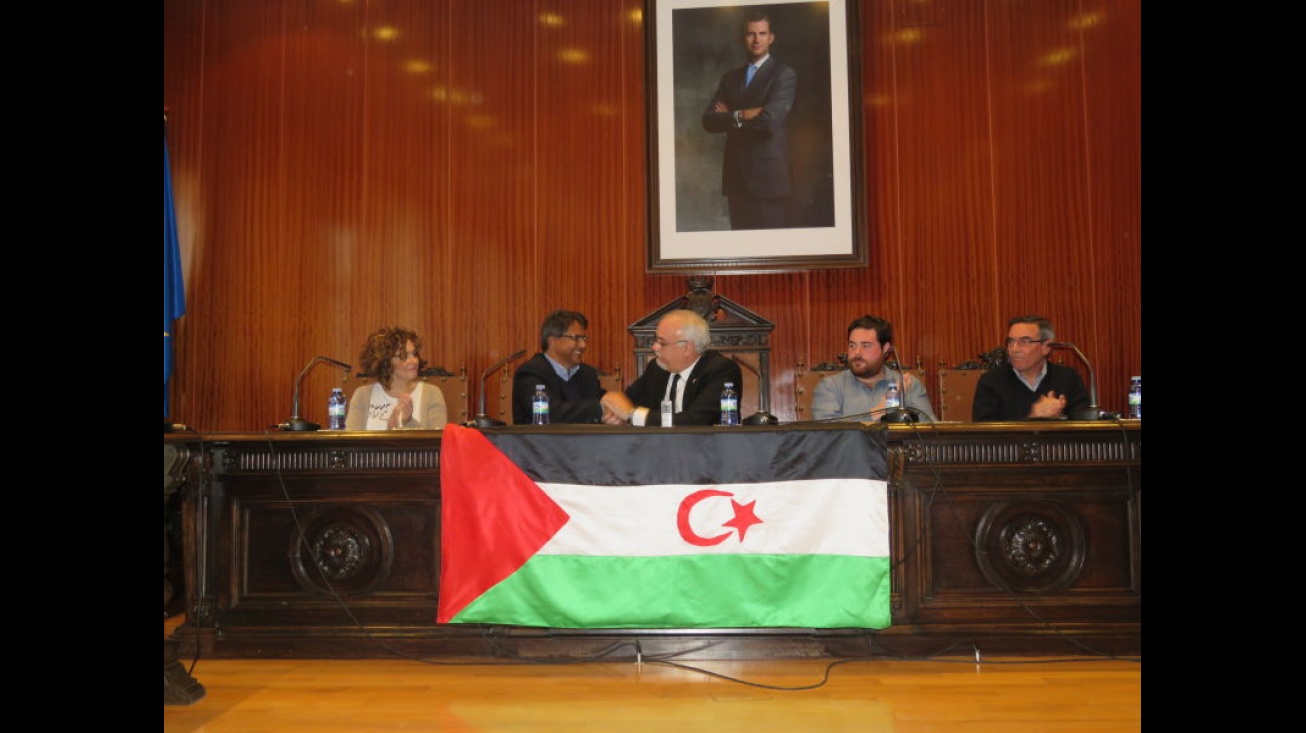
[{"left": 810, "top": 315, "right": 937, "bottom": 422}]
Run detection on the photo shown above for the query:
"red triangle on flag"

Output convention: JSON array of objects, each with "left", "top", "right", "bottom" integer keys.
[{"left": 437, "top": 425, "right": 571, "bottom": 623}]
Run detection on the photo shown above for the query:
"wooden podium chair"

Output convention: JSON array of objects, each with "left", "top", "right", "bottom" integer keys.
[
  {"left": 421, "top": 366, "right": 469, "bottom": 426},
  {"left": 793, "top": 360, "right": 845, "bottom": 421},
  {"left": 935, "top": 367, "right": 982, "bottom": 422}
]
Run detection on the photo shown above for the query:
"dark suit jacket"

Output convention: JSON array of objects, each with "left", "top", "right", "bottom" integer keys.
[
  {"left": 624, "top": 349, "right": 743, "bottom": 426},
  {"left": 512, "top": 353, "right": 605, "bottom": 425},
  {"left": 972, "top": 363, "right": 1089, "bottom": 421},
  {"left": 700, "top": 57, "right": 797, "bottom": 199}
]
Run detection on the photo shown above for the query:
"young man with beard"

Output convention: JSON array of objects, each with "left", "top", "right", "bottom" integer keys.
[{"left": 810, "top": 315, "right": 937, "bottom": 422}]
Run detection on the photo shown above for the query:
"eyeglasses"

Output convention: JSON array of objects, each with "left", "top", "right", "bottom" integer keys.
[
  {"left": 653, "top": 338, "right": 689, "bottom": 349},
  {"left": 1004, "top": 337, "right": 1048, "bottom": 348},
  {"left": 557, "top": 333, "right": 590, "bottom": 342}
]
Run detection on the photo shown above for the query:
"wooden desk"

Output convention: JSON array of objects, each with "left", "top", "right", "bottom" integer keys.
[{"left": 165, "top": 421, "right": 1140, "bottom": 659}]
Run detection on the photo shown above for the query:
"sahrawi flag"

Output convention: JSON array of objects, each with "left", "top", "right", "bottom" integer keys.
[{"left": 437, "top": 423, "right": 891, "bottom": 629}]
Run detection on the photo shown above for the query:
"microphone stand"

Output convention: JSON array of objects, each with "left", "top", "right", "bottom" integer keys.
[
  {"left": 469, "top": 349, "right": 526, "bottom": 428},
  {"left": 1049, "top": 342, "right": 1103, "bottom": 420},
  {"left": 730, "top": 355, "right": 779, "bottom": 425},
  {"left": 284, "top": 356, "right": 353, "bottom": 431},
  {"left": 880, "top": 354, "right": 918, "bottom": 424}
]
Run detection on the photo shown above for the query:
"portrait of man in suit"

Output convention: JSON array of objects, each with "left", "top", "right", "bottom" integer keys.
[
  {"left": 667, "top": 2, "right": 836, "bottom": 236},
  {"left": 653, "top": 1, "right": 859, "bottom": 264},
  {"left": 700, "top": 9, "right": 797, "bottom": 230}
]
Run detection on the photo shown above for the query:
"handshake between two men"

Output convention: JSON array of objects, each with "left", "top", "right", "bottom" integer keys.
[{"left": 512, "top": 309, "right": 743, "bottom": 428}]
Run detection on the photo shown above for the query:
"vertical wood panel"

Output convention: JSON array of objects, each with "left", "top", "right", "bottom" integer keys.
[
  {"left": 1081, "top": 0, "right": 1142, "bottom": 399},
  {"left": 284, "top": 0, "right": 368, "bottom": 419},
  {"left": 985, "top": 0, "right": 1099, "bottom": 392},
  {"left": 877, "top": 0, "right": 1003, "bottom": 404},
  {"left": 163, "top": 0, "right": 1141, "bottom": 431},
  {"left": 534, "top": 0, "right": 636, "bottom": 390},
  {"left": 163, "top": 0, "right": 207, "bottom": 422},
  {"left": 447, "top": 0, "right": 540, "bottom": 421},
  {"left": 195, "top": 0, "right": 300, "bottom": 429}
]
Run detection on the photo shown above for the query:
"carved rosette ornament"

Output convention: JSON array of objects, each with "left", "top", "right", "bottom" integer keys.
[
  {"left": 312, "top": 525, "right": 367, "bottom": 580},
  {"left": 289, "top": 506, "right": 395, "bottom": 595},
  {"left": 1001, "top": 516, "right": 1061, "bottom": 575},
  {"left": 974, "top": 500, "right": 1086, "bottom": 593}
]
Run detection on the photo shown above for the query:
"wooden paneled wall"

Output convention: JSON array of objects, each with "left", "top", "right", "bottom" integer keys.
[{"left": 163, "top": 0, "right": 1141, "bottom": 432}]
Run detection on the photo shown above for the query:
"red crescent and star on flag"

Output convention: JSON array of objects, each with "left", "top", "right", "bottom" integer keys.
[{"left": 676, "top": 488, "right": 765, "bottom": 546}]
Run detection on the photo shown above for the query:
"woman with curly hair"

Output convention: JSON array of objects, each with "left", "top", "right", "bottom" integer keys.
[{"left": 345, "top": 326, "right": 448, "bottom": 430}]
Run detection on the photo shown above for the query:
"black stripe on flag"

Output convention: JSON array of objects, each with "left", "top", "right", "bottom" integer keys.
[{"left": 479, "top": 423, "right": 886, "bottom": 486}]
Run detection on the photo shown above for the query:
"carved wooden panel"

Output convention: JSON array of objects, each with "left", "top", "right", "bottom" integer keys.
[
  {"left": 169, "top": 422, "right": 1140, "bottom": 658},
  {"left": 886, "top": 422, "right": 1141, "bottom": 651}
]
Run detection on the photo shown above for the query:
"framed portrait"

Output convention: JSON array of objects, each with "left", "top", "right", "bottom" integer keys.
[{"left": 645, "top": 0, "right": 865, "bottom": 274}]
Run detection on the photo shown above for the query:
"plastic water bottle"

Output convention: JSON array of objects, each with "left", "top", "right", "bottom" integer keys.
[
  {"left": 1127, "top": 376, "right": 1141, "bottom": 419},
  {"left": 719, "top": 382, "right": 739, "bottom": 426},
  {"left": 327, "top": 387, "right": 347, "bottom": 430},
  {"left": 884, "top": 382, "right": 901, "bottom": 411},
  {"left": 532, "top": 384, "right": 550, "bottom": 425}
]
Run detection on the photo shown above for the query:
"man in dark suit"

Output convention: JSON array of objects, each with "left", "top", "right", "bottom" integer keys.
[
  {"left": 602, "top": 309, "right": 742, "bottom": 426},
  {"left": 700, "top": 10, "right": 797, "bottom": 230},
  {"left": 972, "top": 315, "right": 1090, "bottom": 421},
  {"left": 512, "top": 310, "right": 607, "bottom": 424}
]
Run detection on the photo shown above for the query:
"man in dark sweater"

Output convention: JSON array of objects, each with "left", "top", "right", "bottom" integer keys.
[
  {"left": 512, "top": 310, "right": 607, "bottom": 424},
  {"left": 972, "top": 315, "right": 1089, "bottom": 421}
]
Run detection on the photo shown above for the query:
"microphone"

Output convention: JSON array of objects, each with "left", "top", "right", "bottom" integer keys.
[
  {"left": 880, "top": 349, "right": 918, "bottom": 424},
  {"left": 283, "top": 355, "right": 353, "bottom": 431},
  {"left": 1048, "top": 342, "right": 1103, "bottom": 420},
  {"left": 729, "top": 355, "right": 780, "bottom": 425},
  {"left": 469, "top": 349, "right": 527, "bottom": 428}
]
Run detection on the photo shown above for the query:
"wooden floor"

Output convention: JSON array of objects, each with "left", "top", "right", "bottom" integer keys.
[{"left": 164, "top": 617, "right": 1142, "bottom": 732}]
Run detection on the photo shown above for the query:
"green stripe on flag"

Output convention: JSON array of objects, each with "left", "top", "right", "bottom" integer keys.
[{"left": 450, "top": 554, "right": 891, "bottom": 629}]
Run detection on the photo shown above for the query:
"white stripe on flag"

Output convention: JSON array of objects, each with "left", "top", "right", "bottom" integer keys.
[{"left": 535, "top": 478, "right": 888, "bottom": 558}]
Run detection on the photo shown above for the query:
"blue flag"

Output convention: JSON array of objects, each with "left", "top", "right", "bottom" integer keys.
[{"left": 164, "top": 128, "right": 185, "bottom": 417}]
